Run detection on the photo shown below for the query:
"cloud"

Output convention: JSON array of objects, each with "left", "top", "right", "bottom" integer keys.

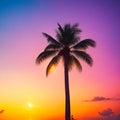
[
  {"left": 116, "top": 114, "right": 120, "bottom": 119},
  {"left": 98, "top": 109, "right": 120, "bottom": 119},
  {"left": 98, "top": 108, "right": 114, "bottom": 117},
  {"left": 83, "top": 96, "right": 120, "bottom": 102},
  {"left": 92, "top": 96, "right": 111, "bottom": 101},
  {"left": 115, "top": 98, "right": 120, "bottom": 101}
]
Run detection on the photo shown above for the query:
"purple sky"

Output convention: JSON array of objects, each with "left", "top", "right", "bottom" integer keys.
[{"left": 0, "top": 0, "right": 120, "bottom": 120}]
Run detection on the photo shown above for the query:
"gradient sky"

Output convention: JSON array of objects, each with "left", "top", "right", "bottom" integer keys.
[{"left": 0, "top": 0, "right": 120, "bottom": 120}]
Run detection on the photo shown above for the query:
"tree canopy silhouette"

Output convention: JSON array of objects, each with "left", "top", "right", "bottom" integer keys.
[{"left": 36, "top": 23, "right": 96, "bottom": 120}]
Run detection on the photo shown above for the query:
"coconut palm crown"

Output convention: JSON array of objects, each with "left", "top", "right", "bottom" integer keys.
[{"left": 36, "top": 23, "right": 96, "bottom": 120}]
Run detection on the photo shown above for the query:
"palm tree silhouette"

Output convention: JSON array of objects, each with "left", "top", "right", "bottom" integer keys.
[{"left": 36, "top": 23, "right": 96, "bottom": 120}]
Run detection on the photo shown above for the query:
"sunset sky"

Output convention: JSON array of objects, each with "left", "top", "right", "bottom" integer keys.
[{"left": 0, "top": 0, "right": 120, "bottom": 120}]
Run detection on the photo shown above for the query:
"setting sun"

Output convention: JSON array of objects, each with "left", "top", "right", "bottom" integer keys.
[{"left": 28, "top": 103, "right": 33, "bottom": 108}]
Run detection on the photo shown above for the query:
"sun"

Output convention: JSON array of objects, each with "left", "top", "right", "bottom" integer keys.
[{"left": 28, "top": 103, "right": 33, "bottom": 108}]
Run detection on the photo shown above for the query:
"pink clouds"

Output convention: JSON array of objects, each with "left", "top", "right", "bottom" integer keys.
[
  {"left": 84, "top": 96, "right": 120, "bottom": 102},
  {"left": 98, "top": 108, "right": 120, "bottom": 120}
]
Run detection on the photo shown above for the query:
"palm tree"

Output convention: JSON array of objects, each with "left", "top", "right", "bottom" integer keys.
[{"left": 36, "top": 23, "right": 96, "bottom": 120}]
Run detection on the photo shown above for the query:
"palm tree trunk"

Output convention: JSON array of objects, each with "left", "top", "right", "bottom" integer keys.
[{"left": 64, "top": 58, "right": 71, "bottom": 120}]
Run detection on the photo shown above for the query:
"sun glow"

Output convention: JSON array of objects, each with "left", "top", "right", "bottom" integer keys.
[
  {"left": 28, "top": 103, "right": 33, "bottom": 108},
  {"left": 49, "top": 65, "right": 55, "bottom": 73}
]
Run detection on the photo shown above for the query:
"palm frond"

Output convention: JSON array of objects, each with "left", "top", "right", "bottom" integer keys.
[
  {"left": 44, "top": 44, "right": 62, "bottom": 51},
  {"left": 46, "top": 55, "right": 61, "bottom": 76},
  {"left": 42, "top": 33, "right": 61, "bottom": 46},
  {"left": 67, "top": 55, "right": 82, "bottom": 71},
  {"left": 71, "top": 23, "right": 82, "bottom": 34},
  {"left": 64, "top": 24, "right": 71, "bottom": 33},
  {"left": 68, "top": 36, "right": 80, "bottom": 46},
  {"left": 70, "top": 55, "right": 82, "bottom": 71},
  {"left": 57, "top": 23, "right": 64, "bottom": 35},
  {"left": 56, "top": 23, "right": 64, "bottom": 44},
  {"left": 36, "top": 50, "right": 58, "bottom": 64},
  {"left": 56, "top": 23, "right": 80, "bottom": 46},
  {"left": 71, "top": 50, "right": 93, "bottom": 66},
  {"left": 72, "top": 23, "right": 79, "bottom": 29},
  {"left": 72, "top": 39, "right": 96, "bottom": 49},
  {"left": 56, "top": 31, "right": 63, "bottom": 44}
]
